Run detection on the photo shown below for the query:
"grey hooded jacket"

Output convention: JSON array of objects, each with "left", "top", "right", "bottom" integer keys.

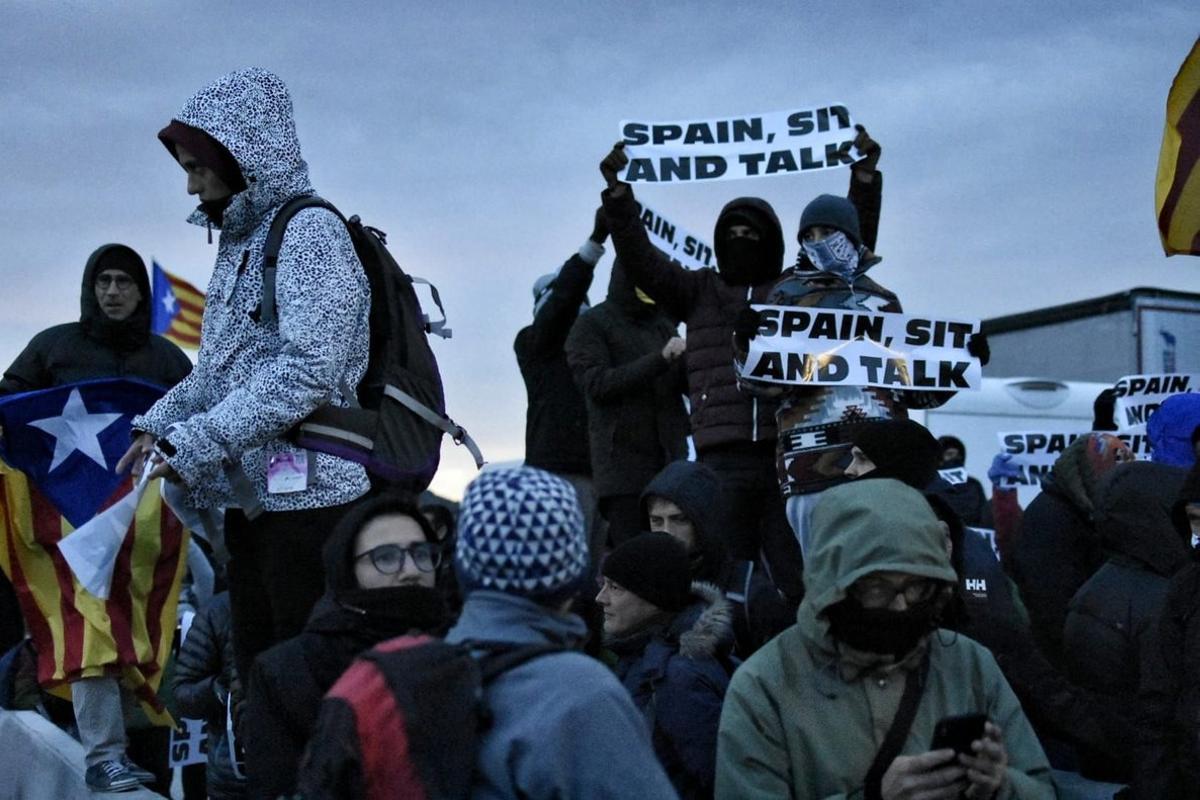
[{"left": 133, "top": 68, "right": 370, "bottom": 511}]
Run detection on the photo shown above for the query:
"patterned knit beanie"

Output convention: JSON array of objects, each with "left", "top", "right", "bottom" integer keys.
[{"left": 455, "top": 466, "right": 588, "bottom": 601}]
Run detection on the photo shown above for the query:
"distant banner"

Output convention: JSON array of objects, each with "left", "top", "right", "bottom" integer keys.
[
  {"left": 620, "top": 105, "right": 859, "bottom": 184},
  {"left": 739, "top": 307, "right": 982, "bottom": 390},
  {"left": 1112, "top": 373, "right": 1199, "bottom": 430},
  {"left": 637, "top": 201, "right": 714, "bottom": 270},
  {"left": 938, "top": 467, "right": 969, "bottom": 485},
  {"left": 995, "top": 430, "right": 1151, "bottom": 488}
]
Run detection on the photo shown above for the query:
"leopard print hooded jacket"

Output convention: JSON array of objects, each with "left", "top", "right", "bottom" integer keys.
[{"left": 134, "top": 67, "right": 370, "bottom": 511}]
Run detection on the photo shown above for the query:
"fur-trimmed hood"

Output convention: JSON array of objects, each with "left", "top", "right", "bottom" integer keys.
[{"left": 674, "top": 581, "right": 736, "bottom": 660}]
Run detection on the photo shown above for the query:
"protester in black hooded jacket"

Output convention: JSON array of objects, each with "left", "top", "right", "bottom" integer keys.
[
  {"left": 243, "top": 495, "right": 448, "bottom": 798},
  {"left": 565, "top": 260, "right": 688, "bottom": 546},
  {"left": 935, "top": 435, "right": 993, "bottom": 528},
  {"left": 515, "top": 208, "right": 607, "bottom": 559},
  {"left": 0, "top": 244, "right": 192, "bottom": 394},
  {"left": 640, "top": 460, "right": 792, "bottom": 656},
  {"left": 1064, "top": 461, "right": 1189, "bottom": 785},
  {"left": 1136, "top": 463, "right": 1200, "bottom": 799}
]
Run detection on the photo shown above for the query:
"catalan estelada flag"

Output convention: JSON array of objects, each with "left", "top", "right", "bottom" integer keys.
[
  {"left": 1157, "top": 37, "right": 1200, "bottom": 256},
  {"left": 0, "top": 379, "right": 188, "bottom": 724},
  {"left": 151, "top": 261, "right": 204, "bottom": 349}
]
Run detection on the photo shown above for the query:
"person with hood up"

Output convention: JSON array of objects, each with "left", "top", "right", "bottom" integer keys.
[
  {"left": 732, "top": 175, "right": 985, "bottom": 560},
  {"left": 1006, "top": 433, "right": 1132, "bottom": 670},
  {"left": 564, "top": 259, "right": 688, "bottom": 547},
  {"left": 1147, "top": 392, "right": 1200, "bottom": 468},
  {"left": 0, "top": 243, "right": 191, "bottom": 792},
  {"left": 243, "top": 494, "right": 447, "bottom": 798},
  {"left": 597, "top": 533, "right": 735, "bottom": 799},
  {"left": 1136, "top": 462, "right": 1200, "bottom": 798},
  {"left": 716, "top": 479, "right": 1053, "bottom": 799},
  {"left": 443, "top": 466, "right": 678, "bottom": 798},
  {"left": 845, "top": 419, "right": 1122, "bottom": 770},
  {"left": 1063, "top": 461, "right": 1189, "bottom": 786},
  {"left": 641, "top": 460, "right": 792, "bottom": 655},
  {"left": 935, "top": 436, "right": 993, "bottom": 528},
  {"left": 119, "top": 68, "right": 372, "bottom": 687},
  {"left": 515, "top": 208, "right": 606, "bottom": 561},
  {"left": 598, "top": 131, "right": 876, "bottom": 603}
]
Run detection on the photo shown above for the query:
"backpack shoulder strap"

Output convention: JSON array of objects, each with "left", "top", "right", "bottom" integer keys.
[
  {"left": 862, "top": 649, "right": 932, "bottom": 800},
  {"left": 261, "top": 194, "right": 345, "bottom": 325}
]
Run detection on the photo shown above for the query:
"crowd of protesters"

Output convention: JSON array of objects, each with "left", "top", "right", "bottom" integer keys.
[{"left": 1, "top": 66, "right": 1199, "bottom": 800}]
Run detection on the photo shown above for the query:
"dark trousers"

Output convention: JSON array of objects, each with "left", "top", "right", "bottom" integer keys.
[
  {"left": 598, "top": 494, "right": 643, "bottom": 549},
  {"left": 700, "top": 442, "right": 805, "bottom": 602},
  {"left": 225, "top": 501, "right": 357, "bottom": 685}
]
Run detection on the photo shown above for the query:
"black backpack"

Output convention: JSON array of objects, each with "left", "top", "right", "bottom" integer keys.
[
  {"left": 261, "top": 195, "right": 484, "bottom": 491},
  {"left": 296, "top": 636, "right": 563, "bottom": 800}
]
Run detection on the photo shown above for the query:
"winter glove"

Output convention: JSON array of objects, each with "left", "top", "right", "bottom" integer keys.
[
  {"left": 734, "top": 307, "right": 765, "bottom": 351},
  {"left": 600, "top": 142, "right": 629, "bottom": 191},
  {"left": 848, "top": 124, "right": 881, "bottom": 178},
  {"left": 988, "top": 453, "right": 1021, "bottom": 485},
  {"left": 589, "top": 205, "right": 609, "bottom": 244},
  {"left": 1092, "top": 387, "right": 1118, "bottom": 431},
  {"left": 968, "top": 332, "right": 991, "bottom": 366}
]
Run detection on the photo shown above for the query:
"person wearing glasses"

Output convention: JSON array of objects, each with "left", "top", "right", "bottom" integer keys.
[
  {"left": 243, "top": 494, "right": 448, "bottom": 799},
  {"left": 716, "top": 480, "right": 1053, "bottom": 799}
]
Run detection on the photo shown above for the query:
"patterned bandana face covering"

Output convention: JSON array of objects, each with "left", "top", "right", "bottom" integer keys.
[{"left": 802, "top": 231, "right": 861, "bottom": 280}]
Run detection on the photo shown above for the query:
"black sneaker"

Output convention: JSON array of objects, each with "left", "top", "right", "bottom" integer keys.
[
  {"left": 120, "top": 756, "right": 155, "bottom": 784},
  {"left": 84, "top": 760, "right": 140, "bottom": 792}
]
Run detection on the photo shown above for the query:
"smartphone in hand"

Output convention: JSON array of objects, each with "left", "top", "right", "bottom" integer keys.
[{"left": 931, "top": 713, "right": 988, "bottom": 757}]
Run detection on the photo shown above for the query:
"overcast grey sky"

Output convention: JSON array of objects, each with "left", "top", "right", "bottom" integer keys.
[{"left": 2, "top": 1, "right": 1197, "bottom": 498}]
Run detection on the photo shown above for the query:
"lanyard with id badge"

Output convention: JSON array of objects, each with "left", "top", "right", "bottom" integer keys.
[{"left": 266, "top": 450, "right": 315, "bottom": 494}]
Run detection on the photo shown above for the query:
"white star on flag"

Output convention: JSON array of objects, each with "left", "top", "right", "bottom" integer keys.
[
  {"left": 27, "top": 388, "right": 123, "bottom": 472},
  {"left": 160, "top": 289, "right": 177, "bottom": 316}
]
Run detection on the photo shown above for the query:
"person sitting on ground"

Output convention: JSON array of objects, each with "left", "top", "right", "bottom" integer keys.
[
  {"left": 243, "top": 495, "right": 448, "bottom": 798},
  {"left": 598, "top": 533, "right": 735, "bottom": 798},
  {"left": 640, "top": 460, "right": 792, "bottom": 656},
  {"left": 716, "top": 479, "right": 1054, "bottom": 799}
]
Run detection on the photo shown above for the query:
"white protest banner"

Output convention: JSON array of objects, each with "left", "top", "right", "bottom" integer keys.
[
  {"left": 938, "top": 467, "right": 969, "bottom": 486},
  {"left": 738, "top": 306, "right": 982, "bottom": 391},
  {"left": 994, "top": 431, "right": 1086, "bottom": 488},
  {"left": 1112, "top": 373, "right": 1200, "bottom": 431},
  {"left": 170, "top": 717, "right": 209, "bottom": 767},
  {"left": 620, "top": 105, "right": 859, "bottom": 184},
  {"left": 636, "top": 201, "right": 714, "bottom": 270}
]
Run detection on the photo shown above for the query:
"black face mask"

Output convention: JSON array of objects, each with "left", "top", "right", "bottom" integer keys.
[
  {"left": 824, "top": 594, "right": 942, "bottom": 659},
  {"left": 719, "top": 238, "right": 767, "bottom": 285}
]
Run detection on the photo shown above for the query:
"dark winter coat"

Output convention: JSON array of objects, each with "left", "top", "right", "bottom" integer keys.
[
  {"left": 243, "top": 511, "right": 447, "bottom": 799},
  {"left": 611, "top": 583, "right": 735, "bottom": 800},
  {"left": 1064, "top": 461, "right": 1189, "bottom": 783},
  {"left": 0, "top": 243, "right": 192, "bottom": 395},
  {"left": 601, "top": 189, "right": 784, "bottom": 453},
  {"left": 514, "top": 251, "right": 595, "bottom": 475},
  {"left": 1007, "top": 479, "right": 1102, "bottom": 670},
  {"left": 934, "top": 473, "right": 993, "bottom": 528},
  {"left": 564, "top": 260, "right": 688, "bottom": 498},
  {"left": 172, "top": 593, "right": 244, "bottom": 800},
  {"left": 639, "top": 460, "right": 792, "bottom": 655}
]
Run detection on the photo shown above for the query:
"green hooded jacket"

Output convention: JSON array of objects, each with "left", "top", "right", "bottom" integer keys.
[{"left": 715, "top": 480, "right": 1053, "bottom": 799}]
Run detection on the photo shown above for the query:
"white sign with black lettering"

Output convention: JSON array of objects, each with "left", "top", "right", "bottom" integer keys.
[{"left": 1112, "top": 373, "right": 1200, "bottom": 431}]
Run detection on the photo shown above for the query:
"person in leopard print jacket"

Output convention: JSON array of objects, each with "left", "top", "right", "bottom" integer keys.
[{"left": 120, "top": 68, "right": 371, "bottom": 688}]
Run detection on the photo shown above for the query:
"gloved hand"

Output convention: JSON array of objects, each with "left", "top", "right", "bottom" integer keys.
[
  {"left": 589, "top": 206, "right": 609, "bottom": 244},
  {"left": 734, "top": 307, "right": 765, "bottom": 351},
  {"left": 988, "top": 453, "right": 1021, "bottom": 485},
  {"left": 600, "top": 142, "right": 629, "bottom": 191},
  {"left": 848, "top": 124, "right": 881, "bottom": 178},
  {"left": 968, "top": 332, "right": 991, "bottom": 366}
]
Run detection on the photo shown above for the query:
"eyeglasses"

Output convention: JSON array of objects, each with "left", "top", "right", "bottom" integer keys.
[
  {"left": 355, "top": 542, "right": 441, "bottom": 575},
  {"left": 95, "top": 274, "right": 136, "bottom": 292},
  {"left": 850, "top": 577, "right": 940, "bottom": 608}
]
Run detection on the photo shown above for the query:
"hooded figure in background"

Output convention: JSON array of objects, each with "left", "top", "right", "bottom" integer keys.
[
  {"left": 1063, "top": 461, "right": 1189, "bottom": 785},
  {"left": 640, "top": 460, "right": 793, "bottom": 656},
  {"left": 1007, "top": 432, "right": 1133, "bottom": 670},
  {"left": 244, "top": 495, "right": 447, "bottom": 798},
  {"left": 565, "top": 259, "right": 688, "bottom": 546},
  {"left": 0, "top": 244, "right": 192, "bottom": 394},
  {"left": 716, "top": 480, "right": 1053, "bottom": 799},
  {"left": 1147, "top": 393, "right": 1200, "bottom": 468},
  {"left": 934, "top": 435, "right": 993, "bottom": 527}
]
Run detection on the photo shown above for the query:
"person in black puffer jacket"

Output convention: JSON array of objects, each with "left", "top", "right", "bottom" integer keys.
[
  {"left": 1064, "top": 461, "right": 1189, "bottom": 786},
  {"left": 243, "top": 494, "right": 448, "bottom": 799},
  {"left": 173, "top": 592, "right": 244, "bottom": 800},
  {"left": 565, "top": 259, "right": 688, "bottom": 547},
  {"left": 639, "top": 460, "right": 792, "bottom": 656}
]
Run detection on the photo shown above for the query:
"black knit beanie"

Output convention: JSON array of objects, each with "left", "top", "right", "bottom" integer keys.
[
  {"left": 602, "top": 533, "right": 691, "bottom": 612},
  {"left": 853, "top": 419, "right": 942, "bottom": 490},
  {"left": 797, "top": 193, "right": 862, "bottom": 247}
]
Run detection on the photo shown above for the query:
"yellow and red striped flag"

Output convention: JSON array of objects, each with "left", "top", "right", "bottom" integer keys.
[
  {"left": 1157, "top": 38, "right": 1200, "bottom": 256},
  {"left": 151, "top": 261, "right": 204, "bottom": 349}
]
